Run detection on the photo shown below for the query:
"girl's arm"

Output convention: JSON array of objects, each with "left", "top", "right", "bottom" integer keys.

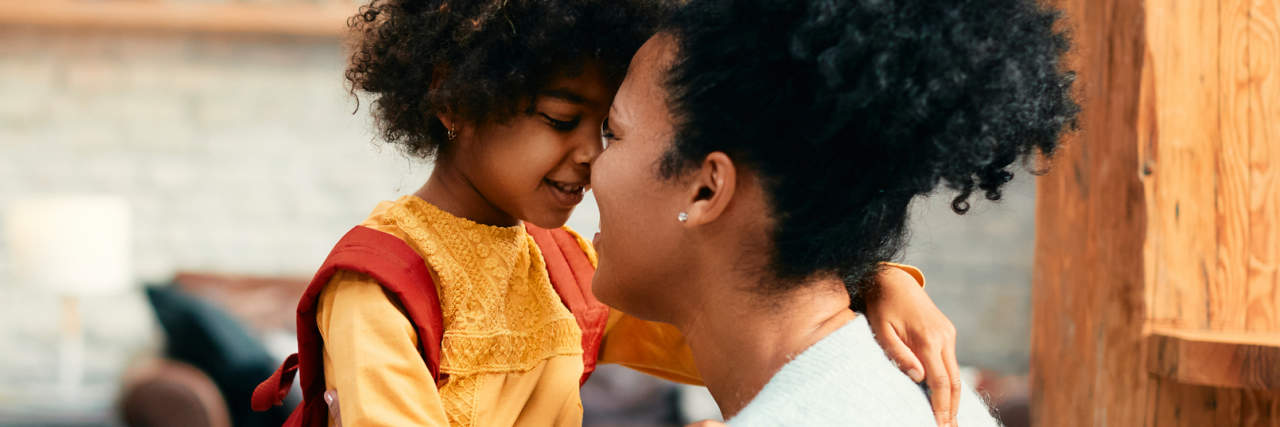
[
  {"left": 597, "top": 309, "right": 702, "bottom": 385},
  {"left": 863, "top": 265, "right": 961, "bottom": 427},
  {"left": 317, "top": 272, "right": 450, "bottom": 426}
]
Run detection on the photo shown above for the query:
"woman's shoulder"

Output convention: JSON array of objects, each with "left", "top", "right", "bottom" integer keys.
[{"left": 730, "top": 317, "right": 996, "bottom": 426}]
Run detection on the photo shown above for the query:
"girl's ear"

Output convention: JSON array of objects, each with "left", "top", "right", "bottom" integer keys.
[
  {"left": 431, "top": 66, "right": 456, "bottom": 137},
  {"left": 436, "top": 113, "right": 455, "bottom": 134},
  {"left": 681, "top": 152, "right": 737, "bottom": 227}
]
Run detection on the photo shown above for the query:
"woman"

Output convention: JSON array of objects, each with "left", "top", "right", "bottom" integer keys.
[{"left": 590, "top": 0, "right": 1077, "bottom": 425}]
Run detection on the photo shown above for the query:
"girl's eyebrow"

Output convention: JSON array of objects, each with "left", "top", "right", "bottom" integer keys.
[
  {"left": 539, "top": 87, "right": 609, "bottom": 111},
  {"left": 539, "top": 88, "right": 587, "bottom": 104}
]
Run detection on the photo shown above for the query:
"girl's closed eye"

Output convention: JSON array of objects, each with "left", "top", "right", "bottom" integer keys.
[{"left": 540, "top": 113, "right": 580, "bottom": 131}]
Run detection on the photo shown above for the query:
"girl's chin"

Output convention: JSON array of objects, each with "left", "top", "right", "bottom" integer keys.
[{"left": 522, "top": 210, "right": 573, "bottom": 230}]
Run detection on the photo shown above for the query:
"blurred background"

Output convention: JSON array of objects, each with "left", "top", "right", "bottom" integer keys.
[{"left": 0, "top": 1, "right": 1035, "bottom": 425}]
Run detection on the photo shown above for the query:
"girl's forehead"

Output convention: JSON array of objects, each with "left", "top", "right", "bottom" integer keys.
[{"left": 535, "top": 62, "right": 614, "bottom": 110}]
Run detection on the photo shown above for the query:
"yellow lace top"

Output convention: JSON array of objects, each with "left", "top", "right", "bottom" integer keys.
[{"left": 316, "top": 196, "right": 699, "bottom": 427}]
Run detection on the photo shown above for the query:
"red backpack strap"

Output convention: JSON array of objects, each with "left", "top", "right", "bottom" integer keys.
[
  {"left": 251, "top": 226, "right": 444, "bottom": 427},
  {"left": 525, "top": 224, "right": 609, "bottom": 385}
]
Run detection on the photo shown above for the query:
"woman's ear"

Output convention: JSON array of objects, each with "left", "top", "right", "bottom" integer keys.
[{"left": 682, "top": 152, "right": 736, "bottom": 226}]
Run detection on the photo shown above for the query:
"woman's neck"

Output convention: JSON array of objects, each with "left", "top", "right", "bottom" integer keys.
[
  {"left": 676, "top": 274, "right": 856, "bottom": 418},
  {"left": 415, "top": 162, "right": 520, "bottom": 227}
]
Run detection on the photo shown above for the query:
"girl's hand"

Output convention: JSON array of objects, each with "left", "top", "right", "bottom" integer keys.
[
  {"left": 324, "top": 390, "right": 343, "bottom": 427},
  {"left": 866, "top": 267, "right": 960, "bottom": 427}
]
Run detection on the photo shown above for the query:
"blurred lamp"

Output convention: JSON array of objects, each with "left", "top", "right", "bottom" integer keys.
[
  {"left": 5, "top": 195, "right": 134, "bottom": 397},
  {"left": 7, "top": 195, "right": 133, "bottom": 294}
]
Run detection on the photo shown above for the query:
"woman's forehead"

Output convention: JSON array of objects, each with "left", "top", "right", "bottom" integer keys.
[{"left": 613, "top": 34, "right": 679, "bottom": 127}]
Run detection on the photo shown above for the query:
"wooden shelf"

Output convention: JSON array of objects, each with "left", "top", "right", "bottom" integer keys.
[
  {"left": 0, "top": 1, "right": 355, "bottom": 38},
  {"left": 1147, "top": 327, "right": 1280, "bottom": 390}
]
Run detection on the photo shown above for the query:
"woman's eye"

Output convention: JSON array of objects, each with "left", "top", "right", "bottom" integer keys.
[
  {"left": 601, "top": 117, "right": 617, "bottom": 147},
  {"left": 540, "top": 113, "right": 579, "bottom": 131}
]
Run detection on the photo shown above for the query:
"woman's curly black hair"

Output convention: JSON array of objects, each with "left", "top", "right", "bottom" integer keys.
[
  {"left": 345, "top": 0, "right": 671, "bottom": 158},
  {"left": 660, "top": 0, "right": 1079, "bottom": 299}
]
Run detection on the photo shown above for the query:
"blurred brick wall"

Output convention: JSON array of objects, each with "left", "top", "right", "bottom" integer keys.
[{"left": 0, "top": 29, "right": 434, "bottom": 283}]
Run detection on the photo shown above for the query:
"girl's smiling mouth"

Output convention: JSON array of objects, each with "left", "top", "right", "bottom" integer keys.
[{"left": 543, "top": 178, "right": 587, "bottom": 207}]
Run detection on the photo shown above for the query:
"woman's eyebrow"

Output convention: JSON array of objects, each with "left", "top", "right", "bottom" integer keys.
[{"left": 608, "top": 103, "right": 636, "bottom": 131}]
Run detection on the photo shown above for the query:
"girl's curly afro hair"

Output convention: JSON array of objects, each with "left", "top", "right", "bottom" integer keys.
[
  {"left": 345, "top": 0, "right": 671, "bottom": 158},
  {"left": 659, "top": 0, "right": 1080, "bottom": 298}
]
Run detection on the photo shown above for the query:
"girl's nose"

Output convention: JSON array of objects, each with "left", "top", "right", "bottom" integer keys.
[{"left": 574, "top": 126, "right": 604, "bottom": 165}]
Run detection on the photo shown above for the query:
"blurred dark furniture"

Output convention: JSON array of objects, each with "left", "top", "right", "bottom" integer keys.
[{"left": 121, "top": 273, "right": 307, "bottom": 427}]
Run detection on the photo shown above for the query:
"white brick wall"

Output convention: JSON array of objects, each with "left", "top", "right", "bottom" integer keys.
[{"left": 0, "top": 29, "right": 437, "bottom": 283}]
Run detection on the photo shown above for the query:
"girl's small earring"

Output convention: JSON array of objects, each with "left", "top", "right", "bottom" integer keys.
[
  {"left": 447, "top": 126, "right": 458, "bottom": 141},
  {"left": 677, "top": 212, "right": 688, "bottom": 223}
]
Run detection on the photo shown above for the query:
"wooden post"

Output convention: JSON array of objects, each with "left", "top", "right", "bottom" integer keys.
[{"left": 1032, "top": 0, "right": 1280, "bottom": 425}]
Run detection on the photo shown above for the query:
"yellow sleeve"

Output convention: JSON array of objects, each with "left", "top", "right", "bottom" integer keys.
[
  {"left": 598, "top": 309, "right": 703, "bottom": 385},
  {"left": 882, "top": 262, "right": 927, "bottom": 288},
  {"left": 316, "top": 271, "right": 449, "bottom": 427}
]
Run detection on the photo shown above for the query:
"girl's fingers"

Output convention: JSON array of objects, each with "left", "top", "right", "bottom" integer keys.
[
  {"left": 921, "top": 349, "right": 954, "bottom": 427},
  {"left": 874, "top": 322, "right": 925, "bottom": 382},
  {"left": 944, "top": 341, "right": 962, "bottom": 424},
  {"left": 325, "top": 390, "right": 342, "bottom": 426}
]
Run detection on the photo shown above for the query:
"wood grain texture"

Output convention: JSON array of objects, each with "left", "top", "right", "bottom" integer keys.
[
  {"left": 1223, "top": 0, "right": 1254, "bottom": 333},
  {"left": 1031, "top": 0, "right": 1149, "bottom": 424},
  {"left": 1036, "top": 0, "right": 1280, "bottom": 424},
  {"left": 1148, "top": 378, "right": 1244, "bottom": 426},
  {"left": 1148, "top": 328, "right": 1280, "bottom": 390},
  {"left": 1240, "top": 390, "right": 1280, "bottom": 427},
  {"left": 1141, "top": 1, "right": 1249, "bottom": 423},
  {"left": 1144, "top": 0, "right": 1222, "bottom": 333},
  {"left": 1248, "top": 0, "right": 1280, "bottom": 333}
]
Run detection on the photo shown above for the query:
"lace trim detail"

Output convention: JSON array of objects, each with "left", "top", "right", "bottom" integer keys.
[
  {"left": 376, "top": 196, "right": 582, "bottom": 375},
  {"left": 438, "top": 373, "right": 481, "bottom": 427},
  {"left": 440, "top": 317, "right": 583, "bottom": 375}
]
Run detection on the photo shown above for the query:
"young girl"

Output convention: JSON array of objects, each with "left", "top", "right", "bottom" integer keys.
[{"left": 255, "top": 1, "right": 963, "bottom": 426}]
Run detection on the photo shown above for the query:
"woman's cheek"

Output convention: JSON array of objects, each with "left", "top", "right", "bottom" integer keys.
[{"left": 589, "top": 154, "right": 635, "bottom": 304}]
